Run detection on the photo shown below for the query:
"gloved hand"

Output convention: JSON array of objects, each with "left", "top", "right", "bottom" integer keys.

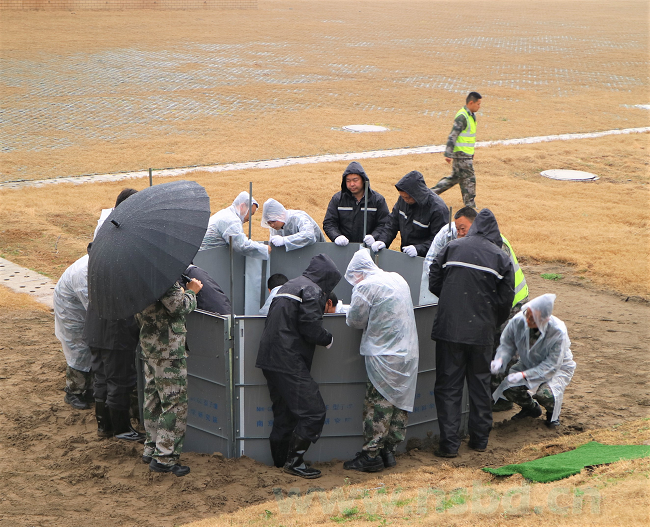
[
  {"left": 507, "top": 372, "right": 524, "bottom": 384},
  {"left": 270, "top": 236, "right": 285, "bottom": 247},
  {"left": 326, "top": 336, "right": 333, "bottom": 349},
  {"left": 363, "top": 234, "right": 375, "bottom": 246},
  {"left": 334, "top": 235, "right": 349, "bottom": 247},
  {"left": 371, "top": 240, "right": 386, "bottom": 253},
  {"left": 490, "top": 358, "right": 503, "bottom": 375},
  {"left": 402, "top": 245, "right": 417, "bottom": 257}
]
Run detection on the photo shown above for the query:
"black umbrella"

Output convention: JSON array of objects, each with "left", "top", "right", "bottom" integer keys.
[{"left": 88, "top": 180, "right": 211, "bottom": 319}]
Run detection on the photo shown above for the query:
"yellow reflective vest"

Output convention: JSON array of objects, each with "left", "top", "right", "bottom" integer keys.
[
  {"left": 453, "top": 107, "right": 476, "bottom": 156},
  {"left": 501, "top": 235, "right": 528, "bottom": 306}
]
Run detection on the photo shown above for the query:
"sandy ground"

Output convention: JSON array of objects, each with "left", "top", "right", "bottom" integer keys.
[{"left": 0, "top": 267, "right": 648, "bottom": 526}]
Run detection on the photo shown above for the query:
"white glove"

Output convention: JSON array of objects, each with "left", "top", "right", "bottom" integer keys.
[
  {"left": 334, "top": 235, "right": 349, "bottom": 247},
  {"left": 326, "top": 336, "right": 333, "bottom": 349},
  {"left": 507, "top": 372, "right": 524, "bottom": 384},
  {"left": 402, "top": 245, "right": 417, "bottom": 257},
  {"left": 363, "top": 234, "right": 375, "bottom": 246},
  {"left": 371, "top": 240, "right": 386, "bottom": 253},
  {"left": 270, "top": 235, "right": 285, "bottom": 247},
  {"left": 490, "top": 358, "right": 503, "bottom": 375}
]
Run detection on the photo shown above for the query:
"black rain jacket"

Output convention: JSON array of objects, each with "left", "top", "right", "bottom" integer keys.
[
  {"left": 255, "top": 254, "right": 342, "bottom": 374},
  {"left": 322, "top": 162, "right": 390, "bottom": 243},
  {"left": 429, "top": 209, "right": 515, "bottom": 345},
  {"left": 82, "top": 302, "right": 139, "bottom": 352},
  {"left": 185, "top": 265, "right": 232, "bottom": 315},
  {"left": 376, "top": 170, "right": 448, "bottom": 256}
]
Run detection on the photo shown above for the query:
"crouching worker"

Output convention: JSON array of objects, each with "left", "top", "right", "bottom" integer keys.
[
  {"left": 343, "top": 249, "right": 419, "bottom": 472},
  {"left": 256, "top": 254, "right": 342, "bottom": 478},
  {"left": 137, "top": 277, "right": 203, "bottom": 477},
  {"left": 491, "top": 294, "right": 576, "bottom": 428}
]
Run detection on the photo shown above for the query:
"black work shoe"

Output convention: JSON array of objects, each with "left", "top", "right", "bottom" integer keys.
[
  {"left": 343, "top": 452, "right": 384, "bottom": 472},
  {"left": 142, "top": 455, "right": 152, "bottom": 464},
  {"left": 95, "top": 400, "right": 112, "bottom": 437},
  {"left": 468, "top": 442, "right": 487, "bottom": 452},
  {"left": 380, "top": 449, "right": 397, "bottom": 468},
  {"left": 64, "top": 393, "right": 90, "bottom": 410},
  {"left": 283, "top": 433, "right": 321, "bottom": 479},
  {"left": 511, "top": 402, "right": 542, "bottom": 421},
  {"left": 492, "top": 398, "right": 514, "bottom": 412},
  {"left": 545, "top": 413, "right": 561, "bottom": 428},
  {"left": 149, "top": 459, "right": 190, "bottom": 477},
  {"left": 434, "top": 448, "right": 458, "bottom": 458}
]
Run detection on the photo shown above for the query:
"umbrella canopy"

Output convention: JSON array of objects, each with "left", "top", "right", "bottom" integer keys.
[{"left": 88, "top": 180, "right": 210, "bottom": 319}]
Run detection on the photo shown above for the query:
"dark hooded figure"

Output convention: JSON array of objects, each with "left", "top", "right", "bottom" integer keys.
[
  {"left": 373, "top": 170, "right": 448, "bottom": 257},
  {"left": 256, "top": 254, "right": 342, "bottom": 479},
  {"left": 322, "top": 161, "right": 390, "bottom": 245},
  {"left": 428, "top": 209, "right": 515, "bottom": 457},
  {"left": 184, "top": 265, "right": 231, "bottom": 315}
]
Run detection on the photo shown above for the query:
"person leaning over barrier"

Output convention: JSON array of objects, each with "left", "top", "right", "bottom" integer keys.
[
  {"left": 343, "top": 249, "right": 419, "bottom": 472},
  {"left": 259, "top": 273, "right": 289, "bottom": 316},
  {"left": 371, "top": 170, "right": 448, "bottom": 257},
  {"left": 255, "top": 254, "right": 341, "bottom": 479},
  {"left": 261, "top": 198, "right": 325, "bottom": 251},
  {"left": 322, "top": 161, "right": 390, "bottom": 247},
  {"left": 491, "top": 294, "right": 576, "bottom": 428},
  {"left": 200, "top": 191, "right": 270, "bottom": 259},
  {"left": 94, "top": 188, "right": 138, "bottom": 239}
]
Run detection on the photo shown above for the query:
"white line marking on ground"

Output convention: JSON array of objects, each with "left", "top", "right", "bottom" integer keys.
[
  {"left": 0, "top": 257, "right": 56, "bottom": 309},
  {"left": 1, "top": 127, "right": 648, "bottom": 190}
]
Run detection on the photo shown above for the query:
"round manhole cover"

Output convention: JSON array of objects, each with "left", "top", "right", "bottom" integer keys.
[
  {"left": 540, "top": 169, "right": 599, "bottom": 181},
  {"left": 342, "top": 125, "right": 389, "bottom": 133}
]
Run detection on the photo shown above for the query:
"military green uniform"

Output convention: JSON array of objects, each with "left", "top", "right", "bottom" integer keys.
[
  {"left": 432, "top": 106, "right": 477, "bottom": 207},
  {"left": 137, "top": 282, "right": 197, "bottom": 466},
  {"left": 362, "top": 382, "right": 409, "bottom": 457}
]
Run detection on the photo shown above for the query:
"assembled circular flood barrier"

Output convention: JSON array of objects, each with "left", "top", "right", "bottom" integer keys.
[{"left": 541, "top": 169, "right": 599, "bottom": 181}]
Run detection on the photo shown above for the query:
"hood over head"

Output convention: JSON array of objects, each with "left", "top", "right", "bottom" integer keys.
[
  {"left": 466, "top": 208, "right": 502, "bottom": 247},
  {"left": 394, "top": 170, "right": 431, "bottom": 205},
  {"left": 345, "top": 248, "right": 380, "bottom": 285},
  {"left": 302, "top": 253, "right": 342, "bottom": 297},
  {"left": 261, "top": 198, "right": 287, "bottom": 228},
  {"left": 230, "top": 191, "right": 259, "bottom": 222},
  {"left": 522, "top": 293, "right": 556, "bottom": 335},
  {"left": 341, "top": 161, "right": 369, "bottom": 194}
]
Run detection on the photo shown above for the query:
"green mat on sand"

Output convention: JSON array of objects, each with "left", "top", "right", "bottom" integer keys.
[{"left": 483, "top": 441, "right": 650, "bottom": 483}]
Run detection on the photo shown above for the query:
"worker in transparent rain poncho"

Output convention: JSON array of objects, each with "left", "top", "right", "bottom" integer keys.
[
  {"left": 261, "top": 198, "right": 325, "bottom": 251},
  {"left": 343, "top": 249, "right": 419, "bottom": 473},
  {"left": 199, "top": 191, "right": 270, "bottom": 259},
  {"left": 491, "top": 294, "right": 576, "bottom": 427}
]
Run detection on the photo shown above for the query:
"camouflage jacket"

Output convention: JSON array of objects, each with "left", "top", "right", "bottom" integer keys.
[
  {"left": 445, "top": 107, "right": 475, "bottom": 159},
  {"left": 137, "top": 282, "right": 197, "bottom": 360}
]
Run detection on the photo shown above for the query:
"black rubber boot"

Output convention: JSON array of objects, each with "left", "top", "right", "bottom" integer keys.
[
  {"left": 283, "top": 434, "right": 321, "bottom": 479},
  {"left": 64, "top": 393, "right": 90, "bottom": 410},
  {"left": 270, "top": 439, "right": 291, "bottom": 468},
  {"left": 95, "top": 400, "right": 113, "bottom": 438},
  {"left": 108, "top": 407, "right": 132, "bottom": 436},
  {"left": 343, "top": 451, "right": 384, "bottom": 472},
  {"left": 380, "top": 447, "right": 397, "bottom": 468},
  {"left": 511, "top": 402, "right": 543, "bottom": 421}
]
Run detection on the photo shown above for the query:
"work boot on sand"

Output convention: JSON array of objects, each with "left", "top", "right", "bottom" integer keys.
[
  {"left": 511, "top": 402, "right": 542, "bottom": 421},
  {"left": 283, "top": 433, "right": 321, "bottom": 479}
]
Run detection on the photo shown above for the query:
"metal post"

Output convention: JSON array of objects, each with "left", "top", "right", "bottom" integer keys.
[
  {"left": 228, "top": 236, "right": 236, "bottom": 458},
  {"left": 248, "top": 181, "right": 253, "bottom": 239},
  {"left": 148, "top": 168, "right": 153, "bottom": 187},
  {"left": 363, "top": 179, "right": 369, "bottom": 244},
  {"left": 448, "top": 206, "right": 453, "bottom": 242}
]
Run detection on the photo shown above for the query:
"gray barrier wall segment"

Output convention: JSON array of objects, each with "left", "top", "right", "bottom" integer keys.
[
  {"left": 376, "top": 248, "right": 427, "bottom": 307},
  {"left": 185, "top": 310, "right": 234, "bottom": 457},
  {"left": 193, "top": 247, "right": 246, "bottom": 315},
  {"left": 268, "top": 242, "right": 362, "bottom": 304},
  {"left": 244, "top": 257, "right": 263, "bottom": 315}
]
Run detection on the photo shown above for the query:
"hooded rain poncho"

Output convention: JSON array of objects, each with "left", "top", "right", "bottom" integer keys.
[
  {"left": 493, "top": 294, "right": 576, "bottom": 422},
  {"left": 200, "top": 192, "right": 268, "bottom": 259},
  {"left": 53, "top": 255, "right": 91, "bottom": 372},
  {"left": 261, "top": 198, "right": 325, "bottom": 251},
  {"left": 345, "top": 249, "right": 419, "bottom": 411}
]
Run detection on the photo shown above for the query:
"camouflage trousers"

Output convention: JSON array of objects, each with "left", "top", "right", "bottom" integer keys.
[
  {"left": 65, "top": 365, "right": 92, "bottom": 395},
  {"left": 503, "top": 382, "right": 555, "bottom": 415},
  {"left": 432, "top": 157, "right": 476, "bottom": 208},
  {"left": 142, "top": 357, "right": 188, "bottom": 465},
  {"left": 362, "top": 381, "right": 409, "bottom": 457}
]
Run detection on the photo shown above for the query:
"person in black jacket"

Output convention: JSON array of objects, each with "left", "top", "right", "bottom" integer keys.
[
  {"left": 428, "top": 209, "right": 514, "bottom": 457},
  {"left": 184, "top": 265, "right": 231, "bottom": 315},
  {"left": 322, "top": 161, "right": 390, "bottom": 246},
  {"left": 256, "top": 254, "right": 342, "bottom": 479},
  {"left": 372, "top": 170, "right": 448, "bottom": 257}
]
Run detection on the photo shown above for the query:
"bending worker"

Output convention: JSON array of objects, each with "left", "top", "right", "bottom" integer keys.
[
  {"left": 322, "top": 161, "right": 390, "bottom": 247},
  {"left": 261, "top": 198, "right": 325, "bottom": 251},
  {"left": 491, "top": 294, "right": 576, "bottom": 427},
  {"left": 371, "top": 170, "right": 448, "bottom": 257},
  {"left": 200, "top": 191, "right": 269, "bottom": 259},
  {"left": 431, "top": 91, "right": 482, "bottom": 208},
  {"left": 343, "top": 249, "right": 418, "bottom": 473}
]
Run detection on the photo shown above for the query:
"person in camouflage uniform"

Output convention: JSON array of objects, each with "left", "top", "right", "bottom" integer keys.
[
  {"left": 362, "top": 381, "right": 409, "bottom": 457},
  {"left": 431, "top": 92, "right": 482, "bottom": 208},
  {"left": 137, "top": 278, "right": 202, "bottom": 477}
]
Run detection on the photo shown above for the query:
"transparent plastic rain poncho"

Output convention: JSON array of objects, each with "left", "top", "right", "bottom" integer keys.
[
  {"left": 261, "top": 198, "right": 325, "bottom": 251},
  {"left": 199, "top": 192, "right": 268, "bottom": 259},
  {"left": 492, "top": 294, "right": 576, "bottom": 422},
  {"left": 94, "top": 208, "right": 113, "bottom": 239},
  {"left": 53, "top": 255, "right": 92, "bottom": 372},
  {"left": 345, "top": 249, "right": 419, "bottom": 411},
  {"left": 420, "top": 223, "right": 457, "bottom": 304}
]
